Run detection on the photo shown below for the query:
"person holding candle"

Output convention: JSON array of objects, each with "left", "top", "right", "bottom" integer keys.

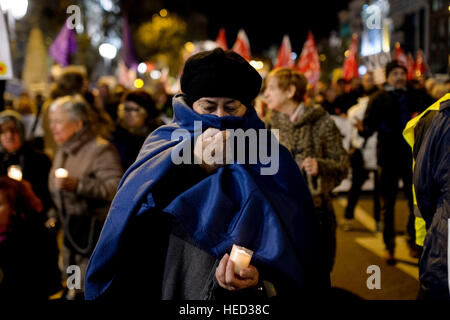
[
  {"left": 0, "top": 110, "right": 53, "bottom": 215},
  {"left": 85, "top": 48, "right": 330, "bottom": 301},
  {"left": 47, "top": 95, "right": 123, "bottom": 300}
]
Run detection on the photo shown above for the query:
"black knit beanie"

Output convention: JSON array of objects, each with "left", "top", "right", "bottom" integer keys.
[
  {"left": 180, "top": 48, "right": 262, "bottom": 107},
  {"left": 385, "top": 60, "right": 407, "bottom": 78}
]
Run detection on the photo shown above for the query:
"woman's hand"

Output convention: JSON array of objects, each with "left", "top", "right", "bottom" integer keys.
[
  {"left": 194, "top": 128, "right": 231, "bottom": 173},
  {"left": 215, "top": 253, "right": 259, "bottom": 291},
  {"left": 354, "top": 118, "right": 364, "bottom": 132},
  {"left": 45, "top": 217, "right": 58, "bottom": 229},
  {"left": 301, "top": 157, "right": 319, "bottom": 176},
  {"left": 55, "top": 176, "right": 78, "bottom": 192}
]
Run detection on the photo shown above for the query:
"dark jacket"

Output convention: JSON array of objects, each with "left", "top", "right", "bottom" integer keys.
[
  {"left": 110, "top": 120, "right": 163, "bottom": 171},
  {"left": 0, "top": 143, "right": 53, "bottom": 213},
  {"left": 110, "top": 126, "right": 147, "bottom": 171},
  {"left": 414, "top": 98, "right": 450, "bottom": 300},
  {"left": 0, "top": 214, "right": 61, "bottom": 300},
  {"left": 361, "top": 85, "right": 427, "bottom": 167}
]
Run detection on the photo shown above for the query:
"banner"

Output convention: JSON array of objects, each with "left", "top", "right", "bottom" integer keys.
[
  {"left": 297, "top": 31, "right": 321, "bottom": 85},
  {"left": 0, "top": 9, "right": 13, "bottom": 80},
  {"left": 49, "top": 18, "right": 77, "bottom": 67},
  {"left": 274, "top": 34, "right": 294, "bottom": 69},
  {"left": 215, "top": 28, "right": 228, "bottom": 50},
  {"left": 232, "top": 29, "right": 251, "bottom": 61},
  {"left": 342, "top": 34, "right": 359, "bottom": 81},
  {"left": 122, "top": 16, "right": 139, "bottom": 70},
  {"left": 394, "top": 42, "right": 407, "bottom": 66}
]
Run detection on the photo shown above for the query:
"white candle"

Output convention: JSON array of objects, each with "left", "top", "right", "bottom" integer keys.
[
  {"left": 229, "top": 244, "right": 253, "bottom": 275},
  {"left": 7, "top": 165, "right": 22, "bottom": 181},
  {"left": 55, "top": 168, "right": 69, "bottom": 178}
]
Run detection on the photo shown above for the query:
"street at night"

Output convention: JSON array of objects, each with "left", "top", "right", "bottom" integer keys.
[{"left": 0, "top": 0, "right": 449, "bottom": 313}]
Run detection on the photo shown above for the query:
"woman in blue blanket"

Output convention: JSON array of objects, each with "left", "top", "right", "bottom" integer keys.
[{"left": 85, "top": 48, "right": 330, "bottom": 300}]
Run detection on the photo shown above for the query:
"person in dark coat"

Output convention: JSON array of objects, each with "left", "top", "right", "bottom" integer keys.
[
  {"left": 111, "top": 90, "right": 164, "bottom": 171},
  {"left": 356, "top": 60, "right": 429, "bottom": 264},
  {"left": 0, "top": 177, "right": 61, "bottom": 300},
  {"left": 85, "top": 48, "right": 329, "bottom": 301},
  {"left": 0, "top": 110, "right": 53, "bottom": 214},
  {"left": 413, "top": 96, "right": 450, "bottom": 300}
]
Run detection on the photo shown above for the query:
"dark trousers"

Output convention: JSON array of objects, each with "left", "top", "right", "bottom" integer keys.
[
  {"left": 316, "top": 201, "right": 337, "bottom": 273},
  {"left": 378, "top": 163, "right": 415, "bottom": 254},
  {"left": 345, "top": 165, "right": 380, "bottom": 222}
]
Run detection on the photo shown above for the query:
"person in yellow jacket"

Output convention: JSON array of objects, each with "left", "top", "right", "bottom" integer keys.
[
  {"left": 403, "top": 94, "right": 449, "bottom": 250},
  {"left": 403, "top": 93, "right": 450, "bottom": 299}
]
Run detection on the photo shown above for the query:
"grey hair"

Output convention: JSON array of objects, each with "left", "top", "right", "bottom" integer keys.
[{"left": 50, "top": 94, "right": 90, "bottom": 125}]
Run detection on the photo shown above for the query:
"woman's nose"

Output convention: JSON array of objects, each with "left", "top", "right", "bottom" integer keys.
[{"left": 215, "top": 107, "right": 227, "bottom": 117}]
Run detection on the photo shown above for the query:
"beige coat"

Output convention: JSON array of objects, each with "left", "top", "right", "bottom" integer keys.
[{"left": 48, "top": 127, "right": 123, "bottom": 255}]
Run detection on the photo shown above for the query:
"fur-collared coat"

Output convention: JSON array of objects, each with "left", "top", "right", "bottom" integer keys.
[{"left": 266, "top": 104, "right": 349, "bottom": 205}]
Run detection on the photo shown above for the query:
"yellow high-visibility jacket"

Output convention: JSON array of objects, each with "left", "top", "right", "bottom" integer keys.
[{"left": 403, "top": 93, "right": 450, "bottom": 246}]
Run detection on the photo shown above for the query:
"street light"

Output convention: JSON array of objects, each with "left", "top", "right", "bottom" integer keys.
[
  {"left": 0, "top": 0, "right": 28, "bottom": 19},
  {"left": 249, "top": 60, "right": 264, "bottom": 70},
  {"left": 150, "top": 70, "right": 161, "bottom": 80},
  {"left": 99, "top": 43, "right": 117, "bottom": 60},
  {"left": 137, "top": 62, "right": 147, "bottom": 74}
]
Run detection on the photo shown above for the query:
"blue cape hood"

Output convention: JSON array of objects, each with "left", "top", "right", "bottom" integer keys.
[{"left": 85, "top": 95, "right": 321, "bottom": 299}]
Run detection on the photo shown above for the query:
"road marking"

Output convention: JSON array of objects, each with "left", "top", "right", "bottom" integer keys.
[{"left": 335, "top": 198, "right": 419, "bottom": 280}]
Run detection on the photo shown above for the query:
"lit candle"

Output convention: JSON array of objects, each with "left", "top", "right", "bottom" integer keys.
[
  {"left": 7, "top": 165, "right": 23, "bottom": 181},
  {"left": 55, "top": 168, "right": 69, "bottom": 178},
  {"left": 229, "top": 244, "right": 253, "bottom": 275}
]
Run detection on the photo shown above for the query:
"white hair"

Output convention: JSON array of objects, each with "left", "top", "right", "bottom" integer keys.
[{"left": 50, "top": 94, "right": 90, "bottom": 125}]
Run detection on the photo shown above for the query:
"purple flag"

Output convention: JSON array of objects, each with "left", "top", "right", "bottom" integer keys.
[
  {"left": 122, "top": 16, "right": 139, "bottom": 70},
  {"left": 49, "top": 19, "right": 77, "bottom": 67}
]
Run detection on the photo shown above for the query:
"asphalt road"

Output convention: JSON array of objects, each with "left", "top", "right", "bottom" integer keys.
[{"left": 330, "top": 194, "right": 420, "bottom": 300}]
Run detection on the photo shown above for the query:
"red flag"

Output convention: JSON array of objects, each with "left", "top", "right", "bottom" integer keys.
[
  {"left": 414, "top": 49, "right": 428, "bottom": 78},
  {"left": 232, "top": 29, "right": 251, "bottom": 61},
  {"left": 342, "top": 34, "right": 359, "bottom": 81},
  {"left": 297, "top": 31, "right": 321, "bottom": 85},
  {"left": 406, "top": 53, "right": 415, "bottom": 80},
  {"left": 394, "top": 42, "right": 407, "bottom": 67},
  {"left": 215, "top": 28, "right": 228, "bottom": 50},
  {"left": 274, "top": 34, "right": 294, "bottom": 69}
]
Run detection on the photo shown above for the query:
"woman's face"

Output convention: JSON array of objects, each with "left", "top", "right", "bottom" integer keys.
[
  {"left": 263, "top": 77, "right": 292, "bottom": 111},
  {"left": 49, "top": 106, "right": 83, "bottom": 144},
  {"left": 123, "top": 101, "right": 148, "bottom": 129},
  {"left": 0, "top": 120, "right": 22, "bottom": 153},
  {"left": 0, "top": 191, "right": 12, "bottom": 230},
  {"left": 192, "top": 97, "right": 247, "bottom": 117}
]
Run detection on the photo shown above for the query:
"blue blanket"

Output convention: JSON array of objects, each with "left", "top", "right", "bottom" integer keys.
[{"left": 85, "top": 95, "right": 321, "bottom": 299}]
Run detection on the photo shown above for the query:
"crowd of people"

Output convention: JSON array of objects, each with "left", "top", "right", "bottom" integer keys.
[{"left": 0, "top": 48, "right": 448, "bottom": 301}]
